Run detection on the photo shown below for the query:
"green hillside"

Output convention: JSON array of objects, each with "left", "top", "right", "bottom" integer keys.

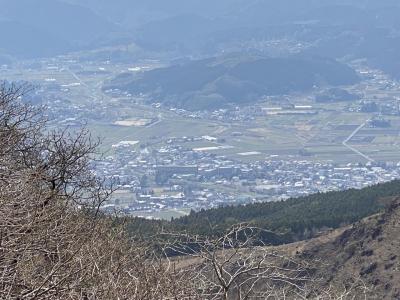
[
  {"left": 105, "top": 55, "right": 359, "bottom": 110},
  {"left": 127, "top": 180, "right": 400, "bottom": 245}
]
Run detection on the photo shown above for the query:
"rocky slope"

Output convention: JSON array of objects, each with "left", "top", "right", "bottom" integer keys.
[{"left": 295, "top": 199, "right": 400, "bottom": 299}]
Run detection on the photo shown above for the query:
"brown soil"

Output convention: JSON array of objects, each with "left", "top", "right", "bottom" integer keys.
[
  {"left": 297, "top": 199, "right": 400, "bottom": 299},
  {"left": 171, "top": 199, "right": 400, "bottom": 299}
]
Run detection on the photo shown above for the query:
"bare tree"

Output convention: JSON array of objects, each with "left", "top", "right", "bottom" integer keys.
[
  {"left": 0, "top": 84, "right": 197, "bottom": 299},
  {"left": 163, "top": 224, "right": 313, "bottom": 300},
  {"left": 0, "top": 83, "right": 367, "bottom": 300}
]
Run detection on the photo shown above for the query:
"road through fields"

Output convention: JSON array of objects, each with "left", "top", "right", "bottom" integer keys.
[{"left": 342, "top": 121, "right": 375, "bottom": 162}]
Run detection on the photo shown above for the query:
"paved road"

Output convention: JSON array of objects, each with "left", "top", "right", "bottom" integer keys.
[
  {"left": 146, "top": 113, "right": 163, "bottom": 128},
  {"left": 342, "top": 121, "right": 375, "bottom": 162},
  {"left": 66, "top": 68, "right": 89, "bottom": 88}
]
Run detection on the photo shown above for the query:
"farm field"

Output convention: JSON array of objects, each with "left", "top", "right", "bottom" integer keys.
[
  {"left": 90, "top": 107, "right": 400, "bottom": 164},
  {"left": 4, "top": 57, "right": 400, "bottom": 164}
]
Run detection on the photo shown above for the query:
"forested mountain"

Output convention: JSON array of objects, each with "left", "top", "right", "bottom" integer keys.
[
  {"left": 2, "top": 0, "right": 400, "bottom": 79},
  {"left": 63, "top": 0, "right": 400, "bottom": 28},
  {"left": 71, "top": 0, "right": 400, "bottom": 78},
  {"left": 105, "top": 54, "right": 359, "bottom": 110},
  {"left": 63, "top": 0, "right": 241, "bottom": 27},
  {"left": 127, "top": 180, "right": 400, "bottom": 245}
]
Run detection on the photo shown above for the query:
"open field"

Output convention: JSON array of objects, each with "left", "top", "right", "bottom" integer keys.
[
  {"left": 88, "top": 107, "right": 400, "bottom": 163},
  {"left": 128, "top": 209, "right": 191, "bottom": 220},
  {"left": 3, "top": 57, "right": 400, "bottom": 164}
]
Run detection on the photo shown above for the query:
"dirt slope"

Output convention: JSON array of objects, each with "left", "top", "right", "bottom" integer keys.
[
  {"left": 171, "top": 199, "right": 400, "bottom": 299},
  {"left": 297, "top": 199, "right": 400, "bottom": 299}
]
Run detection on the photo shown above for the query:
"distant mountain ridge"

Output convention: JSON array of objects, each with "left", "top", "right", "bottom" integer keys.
[
  {"left": 2, "top": 0, "right": 400, "bottom": 80},
  {"left": 105, "top": 55, "right": 359, "bottom": 110},
  {"left": 68, "top": 0, "right": 400, "bottom": 78},
  {"left": 0, "top": 0, "right": 123, "bottom": 58}
]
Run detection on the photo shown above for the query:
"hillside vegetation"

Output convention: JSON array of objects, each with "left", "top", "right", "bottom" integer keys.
[
  {"left": 2, "top": 0, "right": 400, "bottom": 79},
  {"left": 106, "top": 55, "right": 359, "bottom": 110},
  {"left": 170, "top": 199, "right": 400, "bottom": 299},
  {"left": 0, "top": 83, "right": 342, "bottom": 299},
  {"left": 1, "top": 83, "right": 399, "bottom": 299},
  {"left": 297, "top": 199, "right": 400, "bottom": 299},
  {"left": 72, "top": 0, "right": 400, "bottom": 78},
  {"left": 127, "top": 180, "right": 400, "bottom": 245},
  {"left": 0, "top": 84, "right": 199, "bottom": 299}
]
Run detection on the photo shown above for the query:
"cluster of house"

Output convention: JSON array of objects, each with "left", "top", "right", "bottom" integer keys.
[{"left": 94, "top": 139, "right": 400, "bottom": 215}]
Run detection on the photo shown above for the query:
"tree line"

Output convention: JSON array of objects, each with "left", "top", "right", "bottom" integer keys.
[{"left": 127, "top": 180, "right": 400, "bottom": 245}]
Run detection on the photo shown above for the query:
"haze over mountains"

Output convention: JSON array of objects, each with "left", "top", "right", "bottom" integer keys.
[
  {"left": 0, "top": 0, "right": 123, "bottom": 58},
  {"left": 2, "top": 2, "right": 400, "bottom": 298},
  {"left": 1, "top": 0, "right": 400, "bottom": 79}
]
